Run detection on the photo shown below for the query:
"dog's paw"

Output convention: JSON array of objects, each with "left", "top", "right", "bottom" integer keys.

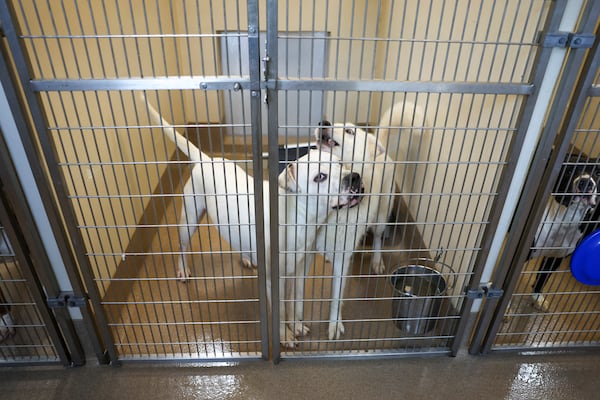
[
  {"left": 240, "top": 258, "right": 255, "bottom": 269},
  {"left": 281, "top": 327, "right": 298, "bottom": 349},
  {"left": 328, "top": 321, "right": 345, "bottom": 340},
  {"left": 289, "top": 321, "right": 310, "bottom": 337},
  {"left": 177, "top": 268, "right": 191, "bottom": 282},
  {"left": 371, "top": 259, "right": 385, "bottom": 275}
]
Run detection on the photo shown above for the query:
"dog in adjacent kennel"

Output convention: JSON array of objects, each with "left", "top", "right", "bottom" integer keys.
[
  {"left": 137, "top": 93, "right": 363, "bottom": 347},
  {"left": 305, "top": 101, "right": 428, "bottom": 340},
  {"left": 528, "top": 153, "right": 598, "bottom": 311}
]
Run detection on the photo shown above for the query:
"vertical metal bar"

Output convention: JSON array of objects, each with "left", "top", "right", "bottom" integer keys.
[
  {"left": 265, "top": 0, "right": 280, "bottom": 362},
  {"left": 246, "top": 0, "right": 269, "bottom": 360},
  {"left": 0, "top": 0, "right": 117, "bottom": 364}
]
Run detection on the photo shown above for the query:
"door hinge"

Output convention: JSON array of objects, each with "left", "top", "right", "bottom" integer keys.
[
  {"left": 466, "top": 283, "right": 504, "bottom": 299},
  {"left": 47, "top": 292, "right": 88, "bottom": 308},
  {"left": 543, "top": 32, "right": 595, "bottom": 49}
]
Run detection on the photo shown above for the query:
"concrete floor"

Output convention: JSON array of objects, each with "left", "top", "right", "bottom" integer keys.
[{"left": 1, "top": 351, "right": 599, "bottom": 400}]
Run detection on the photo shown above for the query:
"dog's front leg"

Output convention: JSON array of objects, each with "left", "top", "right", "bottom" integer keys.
[
  {"left": 280, "top": 272, "right": 298, "bottom": 348},
  {"left": 290, "top": 253, "right": 312, "bottom": 337},
  {"left": 328, "top": 255, "right": 351, "bottom": 340},
  {"left": 370, "top": 227, "right": 386, "bottom": 274},
  {"left": 370, "top": 196, "right": 393, "bottom": 274}
]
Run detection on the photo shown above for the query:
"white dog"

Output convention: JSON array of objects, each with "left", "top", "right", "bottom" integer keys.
[
  {"left": 138, "top": 94, "right": 363, "bottom": 347},
  {"left": 305, "top": 121, "right": 395, "bottom": 340},
  {"left": 303, "top": 101, "right": 429, "bottom": 341}
]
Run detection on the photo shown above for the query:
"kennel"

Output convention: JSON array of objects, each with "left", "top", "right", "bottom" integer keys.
[
  {"left": 0, "top": 124, "right": 82, "bottom": 366},
  {"left": 470, "top": 9, "right": 600, "bottom": 352},
  {"left": 0, "top": 0, "right": 599, "bottom": 364}
]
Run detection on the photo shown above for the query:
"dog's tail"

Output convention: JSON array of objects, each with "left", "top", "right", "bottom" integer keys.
[
  {"left": 378, "top": 101, "right": 430, "bottom": 162},
  {"left": 137, "top": 92, "right": 203, "bottom": 162},
  {"left": 377, "top": 101, "right": 432, "bottom": 194}
]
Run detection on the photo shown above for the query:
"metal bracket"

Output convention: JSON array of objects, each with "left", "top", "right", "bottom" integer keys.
[
  {"left": 570, "top": 33, "right": 595, "bottom": 49},
  {"left": 47, "top": 292, "right": 88, "bottom": 308},
  {"left": 543, "top": 32, "right": 595, "bottom": 49},
  {"left": 466, "top": 283, "right": 504, "bottom": 299},
  {"left": 543, "top": 32, "right": 570, "bottom": 48}
]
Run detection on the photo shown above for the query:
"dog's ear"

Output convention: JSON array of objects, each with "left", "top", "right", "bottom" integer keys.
[{"left": 279, "top": 163, "right": 298, "bottom": 192}]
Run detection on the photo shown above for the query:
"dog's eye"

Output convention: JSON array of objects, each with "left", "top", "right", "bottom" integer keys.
[
  {"left": 344, "top": 128, "right": 355, "bottom": 135},
  {"left": 314, "top": 172, "right": 328, "bottom": 183}
]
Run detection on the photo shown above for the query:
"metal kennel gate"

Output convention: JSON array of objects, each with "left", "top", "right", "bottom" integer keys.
[
  {"left": 1, "top": 0, "right": 597, "bottom": 363},
  {"left": 470, "top": 2, "right": 600, "bottom": 354},
  {"left": 0, "top": 126, "right": 78, "bottom": 366}
]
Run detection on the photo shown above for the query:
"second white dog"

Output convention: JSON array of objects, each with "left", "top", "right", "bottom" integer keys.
[
  {"left": 307, "top": 101, "right": 429, "bottom": 341},
  {"left": 307, "top": 121, "right": 395, "bottom": 340}
]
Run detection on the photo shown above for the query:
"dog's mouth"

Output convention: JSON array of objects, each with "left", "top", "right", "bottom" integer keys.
[{"left": 333, "top": 171, "right": 365, "bottom": 209}]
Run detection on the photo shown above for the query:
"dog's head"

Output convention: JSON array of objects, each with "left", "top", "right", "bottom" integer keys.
[
  {"left": 278, "top": 149, "right": 363, "bottom": 210},
  {"left": 314, "top": 121, "right": 386, "bottom": 162},
  {"left": 554, "top": 151, "right": 600, "bottom": 207},
  {"left": 571, "top": 173, "right": 597, "bottom": 208}
]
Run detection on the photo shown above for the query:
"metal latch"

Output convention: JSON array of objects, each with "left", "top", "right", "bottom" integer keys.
[
  {"left": 466, "top": 283, "right": 504, "bottom": 299},
  {"left": 47, "top": 292, "right": 88, "bottom": 308},
  {"left": 543, "top": 32, "right": 595, "bottom": 48}
]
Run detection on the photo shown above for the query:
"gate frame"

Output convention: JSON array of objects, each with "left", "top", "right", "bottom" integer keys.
[
  {"left": 265, "top": 0, "right": 567, "bottom": 360},
  {"left": 0, "top": 0, "right": 271, "bottom": 364}
]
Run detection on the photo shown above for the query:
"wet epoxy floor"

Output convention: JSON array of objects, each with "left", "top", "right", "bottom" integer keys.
[{"left": 1, "top": 352, "right": 599, "bottom": 399}]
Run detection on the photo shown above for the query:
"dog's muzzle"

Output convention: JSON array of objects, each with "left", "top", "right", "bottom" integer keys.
[
  {"left": 316, "top": 120, "right": 337, "bottom": 148},
  {"left": 334, "top": 171, "right": 364, "bottom": 209}
]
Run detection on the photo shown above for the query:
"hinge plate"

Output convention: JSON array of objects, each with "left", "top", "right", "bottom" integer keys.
[
  {"left": 543, "top": 32, "right": 570, "bottom": 48},
  {"left": 543, "top": 32, "right": 595, "bottom": 49},
  {"left": 47, "top": 292, "right": 88, "bottom": 308},
  {"left": 466, "top": 284, "right": 504, "bottom": 299},
  {"left": 466, "top": 288, "right": 485, "bottom": 299},
  {"left": 570, "top": 33, "right": 595, "bottom": 49}
]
